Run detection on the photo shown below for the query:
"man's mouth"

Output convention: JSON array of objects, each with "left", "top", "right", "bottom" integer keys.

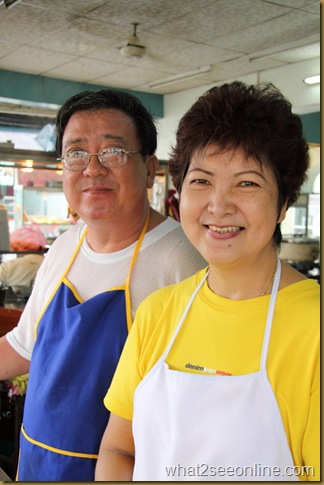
[{"left": 207, "top": 225, "right": 243, "bottom": 234}]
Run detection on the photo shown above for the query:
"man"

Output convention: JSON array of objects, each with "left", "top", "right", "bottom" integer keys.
[{"left": 0, "top": 89, "right": 206, "bottom": 481}]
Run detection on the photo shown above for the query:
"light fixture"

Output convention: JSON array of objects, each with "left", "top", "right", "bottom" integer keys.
[
  {"left": 303, "top": 75, "right": 320, "bottom": 85},
  {"left": 149, "top": 66, "right": 211, "bottom": 90},
  {"left": 21, "top": 160, "right": 34, "bottom": 173}
]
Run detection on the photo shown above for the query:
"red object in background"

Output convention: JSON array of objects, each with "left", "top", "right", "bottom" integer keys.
[
  {"left": 10, "top": 225, "right": 47, "bottom": 251},
  {"left": 165, "top": 189, "right": 180, "bottom": 221},
  {"left": 0, "top": 308, "right": 22, "bottom": 336},
  {"left": 17, "top": 169, "right": 62, "bottom": 187}
]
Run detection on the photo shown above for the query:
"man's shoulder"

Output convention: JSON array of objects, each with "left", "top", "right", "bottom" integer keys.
[
  {"left": 147, "top": 217, "right": 192, "bottom": 248},
  {"left": 47, "top": 222, "right": 84, "bottom": 250}
]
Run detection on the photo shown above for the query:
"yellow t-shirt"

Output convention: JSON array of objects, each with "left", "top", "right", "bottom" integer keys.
[{"left": 105, "top": 269, "right": 320, "bottom": 481}]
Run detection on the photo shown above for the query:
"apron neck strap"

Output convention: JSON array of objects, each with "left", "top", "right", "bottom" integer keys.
[
  {"left": 62, "top": 213, "right": 150, "bottom": 333},
  {"left": 62, "top": 227, "right": 88, "bottom": 278},
  {"left": 125, "top": 211, "right": 151, "bottom": 331},
  {"left": 259, "top": 258, "right": 281, "bottom": 372},
  {"left": 159, "top": 259, "right": 281, "bottom": 370},
  {"left": 161, "top": 270, "right": 208, "bottom": 361}
]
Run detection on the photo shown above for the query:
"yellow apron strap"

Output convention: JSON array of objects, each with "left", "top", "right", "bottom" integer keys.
[
  {"left": 34, "top": 218, "right": 148, "bottom": 338},
  {"left": 125, "top": 212, "right": 150, "bottom": 332},
  {"left": 62, "top": 227, "right": 88, "bottom": 278},
  {"left": 34, "top": 228, "right": 88, "bottom": 339}
]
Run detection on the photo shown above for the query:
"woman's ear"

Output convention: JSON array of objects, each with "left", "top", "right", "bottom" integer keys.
[
  {"left": 146, "top": 155, "right": 159, "bottom": 189},
  {"left": 278, "top": 200, "right": 288, "bottom": 223}
]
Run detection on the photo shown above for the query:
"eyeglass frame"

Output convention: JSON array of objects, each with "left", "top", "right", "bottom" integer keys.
[{"left": 57, "top": 147, "right": 146, "bottom": 171}]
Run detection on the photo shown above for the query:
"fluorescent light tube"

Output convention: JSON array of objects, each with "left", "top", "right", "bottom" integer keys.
[
  {"left": 149, "top": 66, "right": 211, "bottom": 89},
  {"left": 303, "top": 75, "right": 320, "bottom": 85}
]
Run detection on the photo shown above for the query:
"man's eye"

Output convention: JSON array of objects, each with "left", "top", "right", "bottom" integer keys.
[
  {"left": 102, "top": 148, "right": 124, "bottom": 154},
  {"left": 68, "top": 151, "right": 86, "bottom": 157}
]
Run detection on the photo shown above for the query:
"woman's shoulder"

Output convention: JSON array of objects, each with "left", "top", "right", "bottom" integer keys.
[
  {"left": 280, "top": 261, "right": 319, "bottom": 297},
  {"left": 280, "top": 261, "right": 309, "bottom": 286},
  {"left": 277, "top": 264, "right": 319, "bottom": 337}
]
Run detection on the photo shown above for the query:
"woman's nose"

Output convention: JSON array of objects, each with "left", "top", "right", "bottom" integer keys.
[{"left": 207, "top": 189, "right": 235, "bottom": 215}]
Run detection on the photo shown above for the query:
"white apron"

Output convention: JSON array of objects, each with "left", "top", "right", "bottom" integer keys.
[{"left": 132, "top": 260, "right": 298, "bottom": 481}]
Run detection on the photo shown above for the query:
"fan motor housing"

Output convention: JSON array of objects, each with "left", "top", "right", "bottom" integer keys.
[{"left": 121, "top": 44, "right": 146, "bottom": 58}]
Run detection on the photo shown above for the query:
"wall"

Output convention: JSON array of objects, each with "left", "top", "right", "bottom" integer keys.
[
  {"left": 155, "top": 57, "right": 320, "bottom": 160},
  {"left": 0, "top": 57, "right": 320, "bottom": 166},
  {"left": 0, "top": 69, "right": 163, "bottom": 119}
]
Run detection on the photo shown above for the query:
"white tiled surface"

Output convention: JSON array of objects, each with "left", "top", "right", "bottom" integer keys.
[{"left": 0, "top": 0, "right": 320, "bottom": 95}]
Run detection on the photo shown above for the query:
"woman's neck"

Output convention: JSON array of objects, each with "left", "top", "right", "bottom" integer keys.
[{"left": 207, "top": 253, "right": 279, "bottom": 300}]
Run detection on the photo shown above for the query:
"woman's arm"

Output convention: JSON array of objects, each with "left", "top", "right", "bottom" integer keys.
[{"left": 95, "top": 413, "right": 135, "bottom": 481}]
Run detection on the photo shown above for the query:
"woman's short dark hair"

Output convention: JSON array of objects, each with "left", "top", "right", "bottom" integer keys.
[
  {"left": 169, "top": 81, "right": 309, "bottom": 246},
  {"left": 55, "top": 89, "right": 157, "bottom": 156}
]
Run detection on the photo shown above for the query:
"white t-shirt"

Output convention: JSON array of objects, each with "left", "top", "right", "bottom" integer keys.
[{"left": 7, "top": 218, "right": 207, "bottom": 360}]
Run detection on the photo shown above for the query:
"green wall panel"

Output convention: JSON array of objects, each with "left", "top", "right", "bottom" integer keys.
[
  {"left": 0, "top": 69, "right": 163, "bottom": 118},
  {"left": 0, "top": 70, "right": 320, "bottom": 143},
  {"left": 299, "top": 112, "right": 320, "bottom": 144}
]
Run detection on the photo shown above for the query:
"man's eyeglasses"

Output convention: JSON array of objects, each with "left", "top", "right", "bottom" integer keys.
[{"left": 57, "top": 147, "right": 144, "bottom": 171}]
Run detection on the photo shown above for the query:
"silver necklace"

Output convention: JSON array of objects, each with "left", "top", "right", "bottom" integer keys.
[
  {"left": 259, "top": 261, "right": 278, "bottom": 297},
  {"left": 206, "top": 261, "right": 278, "bottom": 298}
]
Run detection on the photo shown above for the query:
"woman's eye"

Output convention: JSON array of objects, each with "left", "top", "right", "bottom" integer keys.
[
  {"left": 192, "top": 179, "right": 209, "bottom": 185},
  {"left": 239, "top": 181, "right": 258, "bottom": 187}
]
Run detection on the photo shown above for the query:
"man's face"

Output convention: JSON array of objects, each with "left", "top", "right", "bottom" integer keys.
[{"left": 62, "top": 108, "right": 156, "bottom": 230}]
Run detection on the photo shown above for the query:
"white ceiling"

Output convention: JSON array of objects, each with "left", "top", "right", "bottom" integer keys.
[{"left": 0, "top": 0, "right": 320, "bottom": 96}]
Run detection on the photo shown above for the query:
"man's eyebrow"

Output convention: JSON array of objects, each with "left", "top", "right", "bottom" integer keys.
[
  {"left": 63, "top": 134, "right": 126, "bottom": 150},
  {"left": 102, "top": 134, "right": 125, "bottom": 143}
]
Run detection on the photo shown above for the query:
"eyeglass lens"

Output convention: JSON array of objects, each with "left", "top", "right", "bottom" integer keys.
[{"left": 64, "top": 149, "right": 126, "bottom": 169}]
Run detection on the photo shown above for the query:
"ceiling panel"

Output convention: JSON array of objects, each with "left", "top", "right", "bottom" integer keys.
[{"left": 0, "top": 0, "right": 320, "bottom": 96}]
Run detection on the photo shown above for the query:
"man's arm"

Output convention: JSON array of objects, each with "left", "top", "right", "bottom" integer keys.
[
  {"left": 0, "top": 336, "right": 30, "bottom": 380},
  {"left": 95, "top": 413, "right": 135, "bottom": 481}
]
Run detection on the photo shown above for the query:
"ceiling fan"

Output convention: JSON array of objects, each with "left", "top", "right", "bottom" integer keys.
[{"left": 120, "top": 23, "right": 146, "bottom": 59}]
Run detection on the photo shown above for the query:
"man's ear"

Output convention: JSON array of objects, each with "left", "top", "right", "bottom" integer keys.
[
  {"left": 146, "top": 155, "right": 159, "bottom": 189},
  {"left": 278, "top": 200, "right": 288, "bottom": 223}
]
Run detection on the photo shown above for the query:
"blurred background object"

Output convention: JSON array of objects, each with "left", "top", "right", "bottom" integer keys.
[{"left": 0, "top": 253, "right": 44, "bottom": 304}]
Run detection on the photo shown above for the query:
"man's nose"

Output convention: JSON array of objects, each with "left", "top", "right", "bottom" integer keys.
[{"left": 83, "top": 153, "right": 107, "bottom": 175}]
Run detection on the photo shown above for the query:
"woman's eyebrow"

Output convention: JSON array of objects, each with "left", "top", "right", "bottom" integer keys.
[
  {"left": 234, "top": 170, "right": 266, "bottom": 180},
  {"left": 187, "top": 167, "right": 214, "bottom": 176},
  {"left": 187, "top": 167, "right": 267, "bottom": 181}
]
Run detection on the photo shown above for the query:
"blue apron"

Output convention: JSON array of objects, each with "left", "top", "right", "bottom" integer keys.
[{"left": 17, "top": 216, "right": 149, "bottom": 481}]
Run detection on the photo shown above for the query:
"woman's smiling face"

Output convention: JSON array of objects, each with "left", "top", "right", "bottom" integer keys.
[{"left": 179, "top": 145, "right": 287, "bottom": 267}]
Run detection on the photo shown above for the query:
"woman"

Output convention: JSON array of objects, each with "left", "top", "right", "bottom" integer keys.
[{"left": 95, "top": 82, "right": 319, "bottom": 481}]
